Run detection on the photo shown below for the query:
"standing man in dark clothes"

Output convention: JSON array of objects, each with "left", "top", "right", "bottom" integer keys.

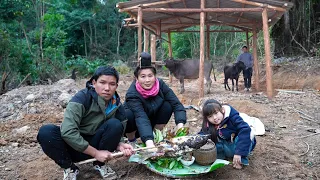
[
  {"left": 236, "top": 46, "right": 254, "bottom": 91},
  {"left": 37, "top": 66, "right": 133, "bottom": 180}
]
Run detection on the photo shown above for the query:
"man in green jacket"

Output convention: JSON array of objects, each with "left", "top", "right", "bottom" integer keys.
[{"left": 37, "top": 66, "right": 133, "bottom": 180}]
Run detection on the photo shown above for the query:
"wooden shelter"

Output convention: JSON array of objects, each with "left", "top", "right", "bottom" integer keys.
[{"left": 117, "top": 0, "right": 293, "bottom": 98}]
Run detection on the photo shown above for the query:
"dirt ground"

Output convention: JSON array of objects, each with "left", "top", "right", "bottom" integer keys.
[{"left": 0, "top": 59, "right": 320, "bottom": 180}]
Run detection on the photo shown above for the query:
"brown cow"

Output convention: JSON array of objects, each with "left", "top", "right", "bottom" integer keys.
[{"left": 164, "top": 58, "right": 216, "bottom": 94}]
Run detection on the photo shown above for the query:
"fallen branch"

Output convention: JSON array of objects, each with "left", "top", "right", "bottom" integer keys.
[
  {"left": 275, "top": 89, "right": 305, "bottom": 94},
  {"left": 298, "top": 142, "right": 310, "bottom": 156},
  {"left": 300, "top": 116, "right": 320, "bottom": 125},
  {"left": 296, "top": 132, "right": 320, "bottom": 139},
  {"left": 17, "top": 73, "right": 31, "bottom": 88},
  {"left": 293, "top": 109, "right": 314, "bottom": 119}
]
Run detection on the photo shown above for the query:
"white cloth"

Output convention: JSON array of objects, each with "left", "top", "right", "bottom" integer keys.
[{"left": 239, "top": 113, "right": 265, "bottom": 136}]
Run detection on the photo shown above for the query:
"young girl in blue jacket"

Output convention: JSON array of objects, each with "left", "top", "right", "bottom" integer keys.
[{"left": 200, "top": 99, "right": 256, "bottom": 169}]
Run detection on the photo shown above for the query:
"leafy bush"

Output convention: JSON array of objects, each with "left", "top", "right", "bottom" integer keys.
[
  {"left": 66, "top": 56, "right": 104, "bottom": 77},
  {"left": 112, "top": 60, "right": 131, "bottom": 74}
]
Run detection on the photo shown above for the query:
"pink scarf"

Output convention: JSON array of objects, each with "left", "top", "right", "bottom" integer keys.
[{"left": 135, "top": 79, "right": 160, "bottom": 98}]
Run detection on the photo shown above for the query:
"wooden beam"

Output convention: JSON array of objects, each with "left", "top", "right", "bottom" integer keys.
[
  {"left": 169, "top": 30, "right": 245, "bottom": 32},
  {"left": 206, "top": 25, "right": 210, "bottom": 60},
  {"left": 150, "top": 34, "right": 156, "bottom": 63},
  {"left": 144, "top": 29, "right": 149, "bottom": 52},
  {"left": 237, "top": 2, "right": 246, "bottom": 23},
  {"left": 148, "top": 22, "right": 256, "bottom": 25},
  {"left": 246, "top": 31, "right": 249, "bottom": 49},
  {"left": 252, "top": 26, "right": 259, "bottom": 91},
  {"left": 262, "top": 8, "right": 273, "bottom": 98},
  {"left": 119, "top": 0, "right": 182, "bottom": 12},
  {"left": 168, "top": 31, "right": 173, "bottom": 83},
  {"left": 231, "top": 0, "right": 286, "bottom": 12},
  {"left": 137, "top": 7, "right": 143, "bottom": 62},
  {"left": 199, "top": 0, "right": 205, "bottom": 98},
  {"left": 139, "top": 7, "right": 265, "bottom": 13}
]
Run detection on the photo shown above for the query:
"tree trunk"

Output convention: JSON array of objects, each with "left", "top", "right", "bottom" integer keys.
[
  {"left": 83, "top": 26, "right": 88, "bottom": 57},
  {"left": 117, "top": 25, "right": 123, "bottom": 55}
]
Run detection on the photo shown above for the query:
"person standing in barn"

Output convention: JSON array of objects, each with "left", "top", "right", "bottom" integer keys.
[
  {"left": 236, "top": 46, "right": 254, "bottom": 91},
  {"left": 124, "top": 52, "right": 187, "bottom": 148},
  {"left": 37, "top": 66, "right": 133, "bottom": 180}
]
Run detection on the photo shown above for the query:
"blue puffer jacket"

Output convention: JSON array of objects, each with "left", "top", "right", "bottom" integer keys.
[{"left": 202, "top": 105, "right": 252, "bottom": 156}]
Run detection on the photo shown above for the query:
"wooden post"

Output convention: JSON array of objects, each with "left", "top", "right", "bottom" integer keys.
[
  {"left": 151, "top": 34, "right": 156, "bottom": 63},
  {"left": 199, "top": 0, "right": 205, "bottom": 98},
  {"left": 206, "top": 25, "right": 210, "bottom": 60},
  {"left": 252, "top": 26, "right": 259, "bottom": 91},
  {"left": 144, "top": 29, "right": 149, "bottom": 52},
  {"left": 246, "top": 31, "right": 249, "bottom": 49},
  {"left": 168, "top": 31, "right": 173, "bottom": 83},
  {"left": 137, "top": 7, "right": 143, "bottom": 63},
  {"left": 262, "top": 8, "right": 273, "bottom": 98}
]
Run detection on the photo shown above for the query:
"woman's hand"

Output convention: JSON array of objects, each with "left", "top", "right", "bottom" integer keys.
[
  {"left": 175, "top": 123, "right": 184, "bottom": 134},
  {"left": 233, "top": 154, "right": 242, "bottom": 169},
  {"left": 94, "top": 150, "right": 113, "bottom": 163},
  {"left": 117, "top": 142, "right": 134, "bottom": 156}
]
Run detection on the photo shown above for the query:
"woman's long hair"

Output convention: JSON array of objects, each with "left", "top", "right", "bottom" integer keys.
[{"left": 201, "top": 99, "right": 224, "bottom": 143}]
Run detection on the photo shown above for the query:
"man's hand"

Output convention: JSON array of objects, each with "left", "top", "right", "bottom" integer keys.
[
  {"left": 94, "top": 150, "right": 113, "bottom": 163},
  {"left": 117, "top": 142, "right": 134, "bottom": 156},
  {"left": 233, "top": 154, "right": 242, "bottom": 169}
]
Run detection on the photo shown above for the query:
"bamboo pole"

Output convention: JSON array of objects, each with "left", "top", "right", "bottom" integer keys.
[
  {"left": 168, "top": 31, "right": 173, "bottom": 83},
  {"left": 262, "top": 8, "right": 273, "bottom": 98},
  {"left": 144, "top": 29, "right": 150, "bottom": 52},
  {"left": 206, "top": 25, "right": 210, "bottom": 60},
  {"left": 199, "top": 0, "right": 205, "bottom": 98},
  {"left": 151, "top": 34, "right": 156, "bottom": 63},
  {"left": 137, "top": 7, "right": 143, "bottom": 63},
  {"left": 252, "top": 26, "right": 259, "bottom": 91}
]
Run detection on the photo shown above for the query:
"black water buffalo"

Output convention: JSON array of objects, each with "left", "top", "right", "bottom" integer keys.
[
  {"left": 164, "top": 58, "right": 216, "bottom": 94},
  {"left": 224, "top": 61, "right": 246, "bottom": 91}
]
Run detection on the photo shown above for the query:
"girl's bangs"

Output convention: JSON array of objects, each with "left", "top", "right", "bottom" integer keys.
[{"left": 202, "top": 103, "right": 221, "bottom": 116}]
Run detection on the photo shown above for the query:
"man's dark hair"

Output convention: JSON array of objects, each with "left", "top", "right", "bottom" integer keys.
[
  {"left": 242, "top": 46, "right": 248, "bottom": 49},
  {"left": 90, "top": 66, "right": 119, "bottom": 83}
]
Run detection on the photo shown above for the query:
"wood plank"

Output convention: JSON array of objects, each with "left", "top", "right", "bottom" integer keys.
[
  {"left": 150, "top": 34, "right": 156, "bottom": 63},
  {"left": 144, "top": 29, "right": 149, "bottom": 52}
]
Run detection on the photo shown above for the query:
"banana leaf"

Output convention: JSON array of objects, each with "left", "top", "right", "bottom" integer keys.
[{"left": 129, "top": 155, "right": 229, "bottom": 177}]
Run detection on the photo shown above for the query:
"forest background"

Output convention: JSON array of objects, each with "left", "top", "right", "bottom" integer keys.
[{"left": 0, "top": 0, "right": 319, "bottom": 93}]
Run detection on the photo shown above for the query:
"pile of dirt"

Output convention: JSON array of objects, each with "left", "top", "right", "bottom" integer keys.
[
  {"left": 259, "top": 57, "right": 320, "bottom": 91},
  {"left": 0, "top": 59, "right": 320, "bottom": 179}
]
